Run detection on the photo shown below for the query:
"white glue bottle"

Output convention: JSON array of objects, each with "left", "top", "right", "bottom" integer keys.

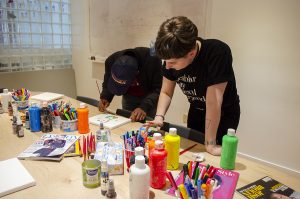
[
  {"left": 129, "top": 155, "right": 150, "bottom": 199},
  {"left": 1, "top": 89, "right": 11, "bottom": 113},
  {"left": 101, "top": 159, "right": 109, "bottom": 196}
]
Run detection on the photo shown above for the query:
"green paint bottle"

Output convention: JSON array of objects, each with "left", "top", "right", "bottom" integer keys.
[{"left": 220, "top": 128, "right": 238, "bottom": 170}]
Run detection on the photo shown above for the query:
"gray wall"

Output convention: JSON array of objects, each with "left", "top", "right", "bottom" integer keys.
[{"left": 0, "top": 68, "right": 76, "bottom": 98}]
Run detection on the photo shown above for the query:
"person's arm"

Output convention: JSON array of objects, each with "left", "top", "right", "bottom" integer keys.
[
  {"left": 205, "top": 82, "right": 227, "bottom": 156},
  {"left": 146, "top": 77, "right": 176, "bottom": 127}
]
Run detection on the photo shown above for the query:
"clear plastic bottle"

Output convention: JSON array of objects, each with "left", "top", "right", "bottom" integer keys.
[
  {"left": 165, "top": 128, "right": 180, "bottom": 170},
  {"left": 129, "top": 155, "right": 150, "bottom": 199},
  {"left": 40, "top": 101, "right": 52, "bottom": 133},
  {"left": 220, "top": 128, "right": 238, "bottom": 170},
  {"left": 101, "top": 160, "right": 109, "bottom": 196},
  {"left": 0, "top": 89, "right": 11, "bottom": 113},
  {"left": 150, "top": 140, "right": 167, "bottom": 189},
  {"left": 77, "top": 103, "right": 89, "bottom": 134},
  {"left": 105, "top": 179, "right": 117, "bottom": 199}
]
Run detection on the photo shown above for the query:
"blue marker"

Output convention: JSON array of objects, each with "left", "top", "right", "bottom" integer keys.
[{"left": 197, "top": 179, "right": 202, "bottom": 199}]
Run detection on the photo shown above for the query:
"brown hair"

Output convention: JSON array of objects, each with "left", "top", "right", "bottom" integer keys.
[{"left": 155, "top": 16, "right": 198, "bottom": 59}]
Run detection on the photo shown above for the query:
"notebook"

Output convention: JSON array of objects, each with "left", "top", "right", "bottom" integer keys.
[
  {"left": 30, "top": 92, "right": 64, "bottom": 102},
  {"left": 0, "top": 158, "right": 36, "bottom": 197},
  {"left": 89, "top": 113, "right": 131, "bottom": 129}
]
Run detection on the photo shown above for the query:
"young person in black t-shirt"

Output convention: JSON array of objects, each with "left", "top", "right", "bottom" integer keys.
[
  {"left": 99, "top": 47, "right": 162, "bottom": 122},
  {"left": 147, "top": 16, "right": 240, "bottom": 156}
]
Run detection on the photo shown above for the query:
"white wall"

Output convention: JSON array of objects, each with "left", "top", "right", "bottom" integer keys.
[
  {"left": 207, "top": 0, "right": 300, "bottom": 173},
  {"left": 71, "top": 1, "right": 300, "bottom": 174}
]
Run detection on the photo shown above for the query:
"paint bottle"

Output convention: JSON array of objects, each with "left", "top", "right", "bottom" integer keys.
[
  {"left": 0, "top": 98, "right": 4, "bottom": 114},
  {"left": 8, "top": 101, "right": 13, "bottom": 116},
  {"left": 129, "top": 155, "right": 150, "bottom": 199},
  {"left": 220, "top": 128, "right": 238, "bottom": 170},
  {"left": 28, "top": 102, "right": 41, "bottom": 132},
  {"left": 25, "top": 111, "right": 30, "bottom": 130},
  {"left": 130, "top": 146, "right": 148, "bottom": 166},
  {"left": 0, "top": 89, "right": 11, "bottom": 112},
  {"left": 40, "top": 101, "right": 52, "bottom": 133},
  {"left": 12, "top": 115, "right": 17, "bottom": 134},
  {"left": 97, "top": 122, "right": 109, "bottom": 143},
  {"left": 77, "top": 103, "right": 89, "bottom": 134},
  {"left": 165, "top": 128, "right": 180, "bottom": 170},
  {"left": 148, "top": 132, "right": 162, "bottom": 158},
  {"left": 17, "top": 120, "right": 24, "bottom": 137},
  {"left": 150, "top": 140, "right": 167, "bottom": 189},
  {"left": 101, "top": 160, "right": 109, "bottom": 196},
  {"left": 105, "top": 179, "right": 117, "bottom": 199}
]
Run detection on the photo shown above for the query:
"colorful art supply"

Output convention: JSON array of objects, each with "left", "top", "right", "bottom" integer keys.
[
  {"left": 77, "top": 103, "right": 89, "bottom": 134},
  {"left": 40, "top": 101, "right": 53, "bottom": 133},
  {"left": 81, "top": 159, "right": 101, "bottom": 188},
  {"left": 165, "top": 128, "right": 180, "bottom": 170},
  {"left": 220, "top": 129, "right": 238, "bottom": 170},
  {"left": 149, "top": 140, "right": 167, "bottom": 189},
  {"left": 129, "top": 155, "right": 150, "bottom": 199},
  {"left": 11, "top": 88, "right": 30, "bottom": 110},
  {"left": 148, "top": 132, "right": 162, "bottom": 158}
]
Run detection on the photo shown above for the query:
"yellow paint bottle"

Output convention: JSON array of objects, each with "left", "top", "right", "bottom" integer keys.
[{"left": 165, "top": 128, "right": 180, "bottom": 170}]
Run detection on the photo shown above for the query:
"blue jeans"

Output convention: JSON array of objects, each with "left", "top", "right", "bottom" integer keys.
[{"left": 122, "top": 94, "right": 157, "bottom": 118}]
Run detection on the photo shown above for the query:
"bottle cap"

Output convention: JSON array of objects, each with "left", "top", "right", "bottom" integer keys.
[
  {"left": 79, "top": 103, "right": 86, "bottom": 108},
  {"left": 3, "top": 89, "right": 8, "bottom": 93},
  {"left": 135, "top": 155, "right": 145, "bottom": 168},
  {"left": 155, "top": 140, "right": 164, "bottom": 149},
  {"left": 227, "top": 128, "right": 236, "bottom": 136},
  {"left": 134, "top": 146, "right": 144, "bottom": 156},
  {"left": 153, "top": 132, "right": 162, "bottom": 141},
  {"left": 169, "top": 127, "right": 177, "bottom": 136}
]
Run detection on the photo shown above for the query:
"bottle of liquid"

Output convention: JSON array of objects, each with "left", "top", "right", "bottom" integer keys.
[
  {"left": 97, "top": 122, "right": 109, "bottom": 143},
  {"left": 0, "top": 89, "right": 11, "bottom": 113},
  {"left": 12, "top": 115, "right": 17, "bottom": 134},
  {"left": 25, "top": 111, "right": 30, "bottom": 130},
  {"left": 101, "top": 160, "right": 109, "bottom": 196},
  {"left": 8, "top": 101, "right": 13, "bottom": 116},
  {"left": 148, "top": 132, "right": 162, "bottom": 157},
  {"left": 150, "top": 140, "right": 167, "bottom": 189},
  {"left": 105, "top": 179, "right": 117, "bottom": 199},
  {"left": 165, "top": 128, "right": 180, "bottom": 170},
  {"left": 129, "top": 155, "right": 150, "bottom": 199},
  {"left": 130, "top": 146, "right": 149, "bottom": 166},
  {"left": 40, "top": 101, "right": 52, "bottom": 133},
  {"left": 77, "top": 103, "right": 89, "bottom": 134},
  {"left": 0, "top": 98, "right": 4, "bottom": 114},
  {"left": 28, "top": 103, "right": 41, "bottom": 132},
  {"left": 17, "top": 120, "right": 24, "bottom": 137},
  {"left": 220, "top": 128, "right": 239, "bottom": 170}
]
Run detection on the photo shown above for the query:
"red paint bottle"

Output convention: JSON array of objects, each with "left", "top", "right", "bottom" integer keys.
[{"left": 150, "top": 140, "right": 167, "bottom": 189}]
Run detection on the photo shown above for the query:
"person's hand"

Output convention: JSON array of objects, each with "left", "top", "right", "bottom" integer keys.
[
  {"left": 143, "top": 115, "right": 164, "bottom": 131},
  {"left": 205, "top": 144, "right": 222, "bottom": 156},
  {"left": 130, "top": 108, "right": 146, "bottom": 122},
  {"left": 98, "top": 99, "right": 110, "bottom": 112}
]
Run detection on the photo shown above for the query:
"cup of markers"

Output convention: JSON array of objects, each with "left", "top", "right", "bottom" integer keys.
[
  {"left": 11, "top": 88, "right": 30, "bottom": 110},
  {"left": 54, "top": 102, "right": 78, "bottom": 132}
]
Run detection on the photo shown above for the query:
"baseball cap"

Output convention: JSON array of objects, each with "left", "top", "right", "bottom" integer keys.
[{"left": 108, "top": 55, "right": 138, "bottom": 96}]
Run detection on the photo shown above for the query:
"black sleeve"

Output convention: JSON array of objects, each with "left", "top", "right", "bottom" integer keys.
[
  {"left": 100, "top": 55, "right": 115, "bottom": 102},
  {"left": 162, "top": 61, "right": 177, "bottom": 81}
]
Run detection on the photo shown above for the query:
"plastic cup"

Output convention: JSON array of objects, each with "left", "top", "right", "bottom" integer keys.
[{"left": 124, "top": 149, "right": 135, "bottom": 171}]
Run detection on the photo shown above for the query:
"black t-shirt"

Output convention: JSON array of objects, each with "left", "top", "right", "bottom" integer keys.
[{"left": 163, "top": 38, "right": 239, "bottom": 112}]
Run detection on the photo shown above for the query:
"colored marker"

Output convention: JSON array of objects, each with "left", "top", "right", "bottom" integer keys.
[{"left": 178, "top": 184, "right": 189, "bottom": 199}]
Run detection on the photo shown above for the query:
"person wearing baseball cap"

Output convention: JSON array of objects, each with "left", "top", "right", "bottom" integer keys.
[{"left": 99, "top": 47, "right": 162, "bottom": 122}]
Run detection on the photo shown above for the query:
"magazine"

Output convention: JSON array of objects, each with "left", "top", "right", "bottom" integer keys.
[
  {"left": 18, "top": 134, "right": 80, "bottom": 161},
  {"left": 89, "top": 113, "right": 131, "bottom": 129},
  {"left": 237, "top": 176, "right": 300, "bottom": 199},
  {"left": 166, "top": 163, "right": 239, "bottom": 199},
  {"left": 64, "top": 139, "right": 81, "bottom": 157}
]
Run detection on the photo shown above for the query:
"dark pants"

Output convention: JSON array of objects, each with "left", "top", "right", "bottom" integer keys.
[
  {"left": 187, "top": 104, "right": 240, "bottom": 145},
  {"left": 122, "top": 94, "right": 157, "bottom": 119}
]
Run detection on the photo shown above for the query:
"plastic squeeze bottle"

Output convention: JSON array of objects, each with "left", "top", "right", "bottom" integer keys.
[
  {"left": 130, "top": 146, "right": 149, "bottom": 166},
  {"left": 150, "top": 140, "right": 167, "bottom": 189},
  {"left": 129, "top": 155, "right": 150, "bottom": 199},
  {"left": 220, "top": 128, "right": 238, "bottom": 170},
  {"left": 165, "top": 128, "right": 180, "bottom": 170},
  {"left": 28, "top": 102, "right": 41, "bottom": 132},
  {"left": 77, "top": 103, "right": 89, "bottom": 134},
  {"left": 148, "top": 132, "right": 162, "bottom": 157},
  {"left": 0, "top": 89, "right": 11, "bottom": 112}
]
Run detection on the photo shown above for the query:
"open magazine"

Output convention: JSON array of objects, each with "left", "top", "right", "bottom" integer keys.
[
  {"left": 236, "top": 176, "right": 300, "bottom": 199},
  {"left": 18, "top": 134, "right": 80, "bottom": 161}
]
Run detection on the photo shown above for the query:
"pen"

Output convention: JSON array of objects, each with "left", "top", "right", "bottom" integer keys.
[{"left": 178, "top": 184, "right": 189, "bottom": 199}]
